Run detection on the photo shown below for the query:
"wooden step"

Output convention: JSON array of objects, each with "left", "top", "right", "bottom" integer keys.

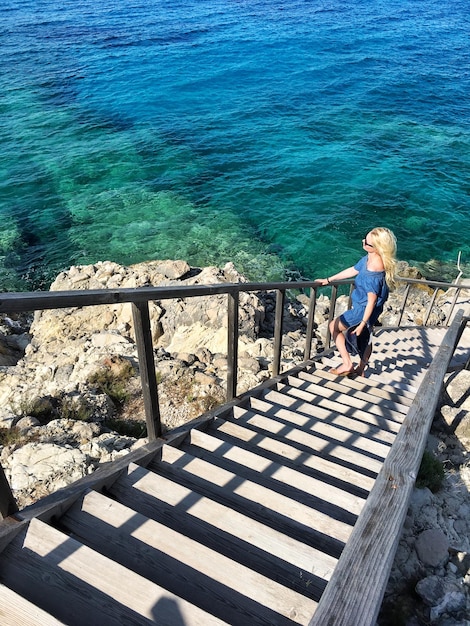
[
  {"left": 61, "top": 490, "right": 318, "bottom": 625},
  {"left": 252, "top": 391, "right": 393, "bottom": 461},
  {"left": 277, "top": 382, "right": 402, "bottom": 441},
  {"left": 309, "top": 354, "right": 422, "bottom": 394},
  {"left": 0, "top": 583, "right": 65, "bottom": 626},
  {"left": 110, "top": 463, "right": 338, "bottom": 582},
  {"left": 209, "top": 416, "right": 374, "bottom": 495},
  {"left": 154, "top": 444, "right": 355, "bottom": 546},
  {"left": 182, "top": 428, "right": 366, "bottom": 518},
  {"left": 298, "top": 367, "right": 415, "bottom": 405},
  {"left": 0, "top": 518, "right": 227, "bottom": 626},
  {"left": 320, "top": 354, "right": 427, "bottom": 388},
  {"left": 231, "top": 403, "right": 384, "bottom": 476},
  {"left": 270, "top": 379, "right": 407, "bottom": 424},
  {"left": 287, "top": 373, "right": 409, "bottom": 416},
  {"left": 304, "top": 355, "right": 423, "bottom": 397}
]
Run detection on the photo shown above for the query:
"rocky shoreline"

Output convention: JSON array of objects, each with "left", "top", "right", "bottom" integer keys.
[{"left": 0, "top": 259, "right": 469, "bottom": 624}]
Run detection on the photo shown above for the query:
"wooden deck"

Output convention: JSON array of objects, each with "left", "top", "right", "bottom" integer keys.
[{"left": 0, "top": 321, "right": 468, "bottom": 625}]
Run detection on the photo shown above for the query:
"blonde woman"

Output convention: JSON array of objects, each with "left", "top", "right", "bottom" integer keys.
[{"left": 317, "top": 227, "right": 397, "bottom": 376}]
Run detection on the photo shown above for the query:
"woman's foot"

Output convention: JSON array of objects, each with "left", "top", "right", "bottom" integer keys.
[
  {"left": 354, "top": 362, "right": 368, "bottom": 377},
  {"left": 330, "top": 365, "right": 354, "bottom": 377}
]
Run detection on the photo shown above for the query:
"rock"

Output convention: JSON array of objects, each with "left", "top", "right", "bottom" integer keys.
[
  {"left": 416, "top": 529, "right": 450, "bottom": 567},
  {"left": 193, "top": 371, "right": 218, "bottom": 386},
  {"left": 13, "top": 416, "right": 41, "bottom": 432},
  {"left": 5, "top": 442, "right": 88, "bottom": 492},
  {"left": 80, "top": 433, "right": 137, "bottom": 463},
  {"left": 416, "top": 576, "right": 467, "bottom": 621},
  {"left": 446, "top": 370, "right": 470, "bottom": 409},
  {"left": 237, "top": 356, "right": 261, "bottom": 375},
  {"left": 150, "top": 259, "right": 190, "bottom": 280}
]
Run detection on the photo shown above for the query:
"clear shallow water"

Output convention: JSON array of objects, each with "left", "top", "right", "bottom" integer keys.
[{"left": 1, "top": 0, "right": 470, "bottom": 290}]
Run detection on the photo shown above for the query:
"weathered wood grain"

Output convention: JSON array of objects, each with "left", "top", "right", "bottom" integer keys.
[
  {"left": 155, "top": 444, "right": 355, "bottom": 544},
  {"left": 111, "top": 463, "right": 338, "bottom": 585},
  {"left": 0, "top": 583, "right": 65, "bottom": 626},
  {"left": 0, "top": 518, "right": 228, "bottom": 626},
  {"left": 249, "top": 394, "right": 392, "bottom": 462},
  {"left": 232, "top": 404, "right": 384, "bottom": 475},
  {"left": 62, "top": 490, "right": 318, "bottom": 625},
  {"left": 302, "top": 367, "right": 416, "bottom": 403},
  {"left": 210, "top": 417, "right": 374, "bottom": 493},
  {"left": 184, "top": 428, "right": 366, "bottom": 517}
]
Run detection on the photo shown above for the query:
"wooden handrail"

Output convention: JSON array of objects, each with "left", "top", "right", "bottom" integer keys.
[
  {"left": 0, "top": 274, "right": 464, "bottom": 441},
  {"left": 309, "top": 309, "right": 466, "bottom": 626},
  {"left": 0, "top": 274, "right": 465, "bottom": 519}
]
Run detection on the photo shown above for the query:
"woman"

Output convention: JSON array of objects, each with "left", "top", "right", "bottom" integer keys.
[{"left": 317, "top": 227, "right": 397, "bottom": 376}]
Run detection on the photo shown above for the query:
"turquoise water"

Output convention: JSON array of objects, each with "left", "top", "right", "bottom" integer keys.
[{"left": 1, "top": 0, "right": 470, "bottom": 290}]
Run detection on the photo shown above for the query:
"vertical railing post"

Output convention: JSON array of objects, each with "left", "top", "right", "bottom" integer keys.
[
  {"left": 304, "top": 286, "right": 318, "bottom": 361},
  {"left": 423, "top": 288, "right": 439, "bottom": 326},
  {"left": 227, "top": 291, "right": 239, "bottom": 402},
  {"left": 132, "top": 302, "right": 161, "bottom": 440},
  {"left": 325, "top": 284, "right": 338, "bottom": 348},
  {"left": 347, "top": 283, "right": 354, "bottom": 309},
  {"left": 272, "top": 289, "right": 285, "bottom": 377},
  {"left": 447, "top": 286, "right": 462, "bottom": 326},
  {"left": 397, "top": 283, "right": 411, "bottom": 327},
  {"left": 0, "top": 463, "right": 18, "bottom": 520}
]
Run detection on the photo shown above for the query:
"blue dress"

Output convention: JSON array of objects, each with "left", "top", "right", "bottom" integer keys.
[{"left": 339, "top": 256, "right": 389, "bottom": 329}]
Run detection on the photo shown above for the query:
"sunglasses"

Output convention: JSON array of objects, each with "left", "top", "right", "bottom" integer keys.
[{"left": 362, "top": 236, "right": 374, "bottom": 248}]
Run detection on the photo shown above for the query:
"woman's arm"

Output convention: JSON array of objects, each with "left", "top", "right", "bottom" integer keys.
[{"left": 316, "top": 266, "right": 359, "bottom": 286}]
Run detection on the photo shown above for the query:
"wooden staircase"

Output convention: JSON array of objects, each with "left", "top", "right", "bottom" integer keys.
[{"left": 0, "top": 323, "right": 468, "bottom": 625}]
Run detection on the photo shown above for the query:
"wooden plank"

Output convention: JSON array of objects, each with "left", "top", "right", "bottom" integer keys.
[
  {"left": 210, "top": 417, "right": 374, "bottom": 494},
  {"left": 247, "top": 391, "right": 402, "bottom": 440},
  {"left": 0, "top": 518, "right": 27, "bottom": 554},
  {"left": 299, "top": 368, "right": 415, "bottom": 405},
  {"left": 0, "top": 583, "right": 65, "bottom": 626},
  {"left": 276, "top": 384, "right": 400, "bottom": 443},
  {"left": 250, "top": 393, "right": 393, "bottom": 461},
  {"left": 318, "top": 354, "right": 423, "bottom": 394},
  {"left": 268, "top": 383, "right": 405, "bottom": 432},
  {"left": 0, "top": 278, "right": 330, "bottom": 314},
  {"left": 279, "top": 376, "right": 408, "bottom": 419},
  {"left": 232, "top": 405, "right": 384, "bottom": 476},
  {"left": 309, "top": 311, "right": 464, "bottom": 626},
  {"left": 268, "top": 380, "right": 409, "bottom": 428},
  {"left": 226, "top": 291, "right": 239, "bottom": 401},
  {"left": 132, "top": 301, "right": 161, "bottom": 439},
  {"left": 286, "top": 375, "right": 410, "bottom": 415},
  {"left": 0, "top": 518, "right": 227, "bottom": 626},
  {"left": 185, "top": 429, "right": 366, "bottom": 517},
  {"left": 305, "top": 360, "right": 418, "bottom": 400},
  {"left": 0, "top": 465, "right": 18, "bottom": 520},
  {"left": 62, "top": 490, "right": 318, "bottom": 625},
  {"left": 155, "top": 444, "right": 355, "bottom": 545},
  {"left": 111, "top": 463, "right": 339, "bottom": 583}
]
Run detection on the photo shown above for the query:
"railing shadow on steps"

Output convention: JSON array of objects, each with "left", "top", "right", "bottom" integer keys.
[{"left": 0, "top": 274, "right": 468, "bottom": 522}]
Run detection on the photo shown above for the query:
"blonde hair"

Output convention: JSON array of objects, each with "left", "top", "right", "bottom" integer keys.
[{"left": 369, "top": 227, "right": 397, "bottom": 290}]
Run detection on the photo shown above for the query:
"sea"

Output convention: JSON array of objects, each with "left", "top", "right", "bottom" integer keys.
[{"left": 1, "top": 0, "right": 470, "bottom": 291}]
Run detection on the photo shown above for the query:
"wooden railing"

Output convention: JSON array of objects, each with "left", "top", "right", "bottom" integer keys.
[
  {"left": 0, "top": 274, "right": 467, "bottom": 519},
  {"left": 309, "top": 310, "right": 469, "bottom": 626}
]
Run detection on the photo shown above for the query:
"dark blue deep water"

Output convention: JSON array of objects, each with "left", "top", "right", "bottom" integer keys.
[{"left": 1, "top": 0, "right": 470, "bottom": 290}]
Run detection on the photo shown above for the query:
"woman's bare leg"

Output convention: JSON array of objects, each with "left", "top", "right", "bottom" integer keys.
[
  {"left": 329, "top": 317, "right": 353, "bottom": 374},
  {"left": 355, "top": 343, "right": 372, "bottom": 376}
]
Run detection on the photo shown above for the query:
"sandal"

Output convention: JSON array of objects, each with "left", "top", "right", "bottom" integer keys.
[{"left": 329, "top": 367, "right": 355, "bottom": 377}]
